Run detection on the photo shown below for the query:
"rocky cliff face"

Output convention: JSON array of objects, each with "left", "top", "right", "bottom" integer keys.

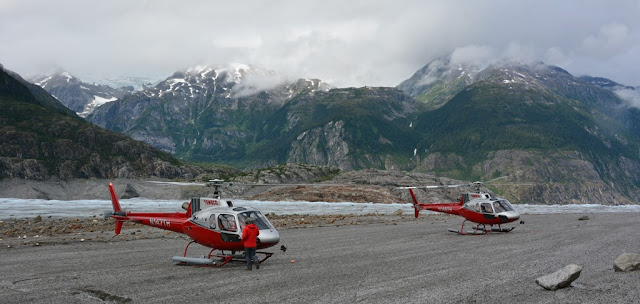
[
  {"left": 254, "top": 86, "right": 426, "bottom": 170},
  {"left": 287, "top": 120, "right": 353, "bottom": 169},
  {"left": 474, "top": 150, "right": 639, "bottom": 204}
]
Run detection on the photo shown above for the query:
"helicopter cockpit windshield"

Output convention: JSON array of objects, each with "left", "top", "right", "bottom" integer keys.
[
  {"left": 239, "top": 211, "right": 273, "bottom": 230},
  {"left": 492, "top": 199, "right": 515, "bottom": 213}
]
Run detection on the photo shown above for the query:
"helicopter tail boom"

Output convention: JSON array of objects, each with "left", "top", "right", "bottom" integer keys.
[
  {"left": 407, "top": 188, "right": 465, "bottom": 217},
  {"left": 106, "top": 183, "right": 190, "bottom": 236}
]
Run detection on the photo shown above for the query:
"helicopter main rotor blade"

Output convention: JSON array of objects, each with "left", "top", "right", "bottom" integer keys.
[
  {"left": 230, "top": 183, "right": 348, "bottom": 187},
  {"left": 484, "top": 176, "right": 510, "bottom": 184},
  {"left": 486, "top": 183, "right": 536, "bottom": 186},
  {"left": 146, "top": 181, "right": 207, "bottom": 186},
  {"left": 399, "top": 184, "right": 464, "bottom": 189},
  {"left": 146, "top": 181, "right": 349, "bottom": 187}
]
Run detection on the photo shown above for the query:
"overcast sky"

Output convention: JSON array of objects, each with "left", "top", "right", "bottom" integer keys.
[{"left": 1, "top": 0, "right": 639, "bottom": 88}]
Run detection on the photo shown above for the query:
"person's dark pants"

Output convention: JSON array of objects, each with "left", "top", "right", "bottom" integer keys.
[{"left": 245, "top": 247, "right": 257, "bottom": 269}]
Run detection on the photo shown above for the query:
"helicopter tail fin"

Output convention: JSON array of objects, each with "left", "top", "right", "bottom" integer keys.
[
  {"left": 408, "top": 188, "right": 420, "bottom": 218},
  {"left": 107, "top": 183, "right": 127, "bottom": 235},
  {"left": 114, "top": 221, "right": 123, "bottom": 235},
  {"left": 109, "top": 182, "right": 122, "bottom": 213}
]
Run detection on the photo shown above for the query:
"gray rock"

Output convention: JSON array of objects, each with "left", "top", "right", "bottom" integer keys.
[
  {"left": 536, "top": 264, "right": 582, "bottom": 290},
  {"left": 614, "top": 253, "right": 640, "bottom": 272},
  {"left": 120, "top": 184, "right": 140, "bottom": 199},
  {"left": 578, "top": 215, "right": 589, "bottom": 220}
]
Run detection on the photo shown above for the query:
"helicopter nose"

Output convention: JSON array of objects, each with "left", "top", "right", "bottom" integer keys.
[
  {"left": 258, "top": 229, "right": 280, "bottom": 247},
  {"left": 498, "top": 211, "right": 520, "bottom": 223}
]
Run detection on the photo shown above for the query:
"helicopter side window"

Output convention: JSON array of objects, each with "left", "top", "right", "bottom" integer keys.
[
  {"left": 480, "top": 203, "right": 493, "bottom": 214},
  {"left": 218, "top": 214, "right": 237, "bottom": 232}
]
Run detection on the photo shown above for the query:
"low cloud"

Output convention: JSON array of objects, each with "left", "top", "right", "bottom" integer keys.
[
  {"left": 1, "top": 1, "right": 639, "bottom": 88},
  {"left": 614, "top": 88, "right": 640, "bottom": 108},
  {"left": 229, "top": 66, "right": 290, "bottom": 98},
  {"left": 581, "top": 23, "right": 633, "bottom": 59},
  {"left": 450, "top": 45, "right": 496, "bottom": 68}
]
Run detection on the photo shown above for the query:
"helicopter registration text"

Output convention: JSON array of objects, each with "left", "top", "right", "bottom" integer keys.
[
  {"left": 150, "top": 218, "right": 171, "bottom": 228},
  {"left": 437, "top": 207, "right": 453, "bottom": 212},
  {"left": 203, "top": 199, "right": 220, "bottom": 206}
]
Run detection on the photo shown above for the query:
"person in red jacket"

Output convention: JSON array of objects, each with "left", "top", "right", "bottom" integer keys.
[{"left": 242, "top": 218, "right": 260, "bottom": 270}]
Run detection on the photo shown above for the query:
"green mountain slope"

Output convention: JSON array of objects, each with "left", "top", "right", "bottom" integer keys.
[
  {"left": 412, "top": 63, "right": 640, "bottom": 203},
  {"left": 252, "top": 87, "right": 426, "bottom": 169},
  {"left": 0, "top": 66, "right": 198, "bottom": 180}
]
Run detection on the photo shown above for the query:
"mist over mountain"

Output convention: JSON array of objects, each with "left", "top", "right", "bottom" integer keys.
[
  {"left": 578, "top": 75, "right": 640, "bottom": 110},
  {"left": 397, "top": 55, "right": 480, "bottom": 110}
]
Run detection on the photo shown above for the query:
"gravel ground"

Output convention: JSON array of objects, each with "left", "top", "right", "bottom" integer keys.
[{"left": 1, "top": 212, "right": 639, "bottom": 303}]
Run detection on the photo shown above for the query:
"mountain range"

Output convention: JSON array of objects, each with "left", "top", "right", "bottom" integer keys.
[
  {"left": 29, "top": 71, "right": 135, "bottom": 117},
  {"left": 403, "top": 60, "right": 640, "bottom": 204},
  {"left": 87, "top": 64, "right": 334, "bottom": 165},
  {"left": 0, "top": 65, "right": 205, "bottom": 181},
  {"left": 22, "top": 57, "right": 640, "bottom": 204}
]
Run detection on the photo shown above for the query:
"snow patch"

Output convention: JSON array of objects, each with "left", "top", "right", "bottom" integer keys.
[
  {"left": 78, "top": 95, "right": 118, "bottom": 117},
  {"left": 61, "top": 72, "right": 73, "bottom": 82},
  {"left": 35, "top": 76, "right": 52, "bottom": 87}
]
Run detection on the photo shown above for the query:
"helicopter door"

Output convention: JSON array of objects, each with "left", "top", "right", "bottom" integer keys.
[
  {"left": 218, "top": 214, "right": 240, "bottom": 242},
  {"left": 480, "top": 203, "right": 494, "bottom": 214}
]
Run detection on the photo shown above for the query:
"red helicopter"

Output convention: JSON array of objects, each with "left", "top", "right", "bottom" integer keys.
[
  {"left": 405, "top": 181, "right": 526, "bottom": 235},
  {"left": 104, "top": 179, "right": 281, "bottom": 267}
]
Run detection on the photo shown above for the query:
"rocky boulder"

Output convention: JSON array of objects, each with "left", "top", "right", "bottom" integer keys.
[
  {"left": 120, "top": 184, "right": 140, "bottom": 199},
  {"left": 614, "top": 253, "right": 640, "bottom": 272},
  {"left": 535, "top": 264, "right": 582, "bottom": 290}
]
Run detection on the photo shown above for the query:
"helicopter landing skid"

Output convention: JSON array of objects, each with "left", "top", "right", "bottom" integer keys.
[
  {"left": 448, "top": 220, "right": 515, "bottom": 235},
  {"left": 172, "top": 241, "right": 274, "bottom": 267},
  {"left": 221, "top": 251, "right": 274, "bottom": 264}
]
